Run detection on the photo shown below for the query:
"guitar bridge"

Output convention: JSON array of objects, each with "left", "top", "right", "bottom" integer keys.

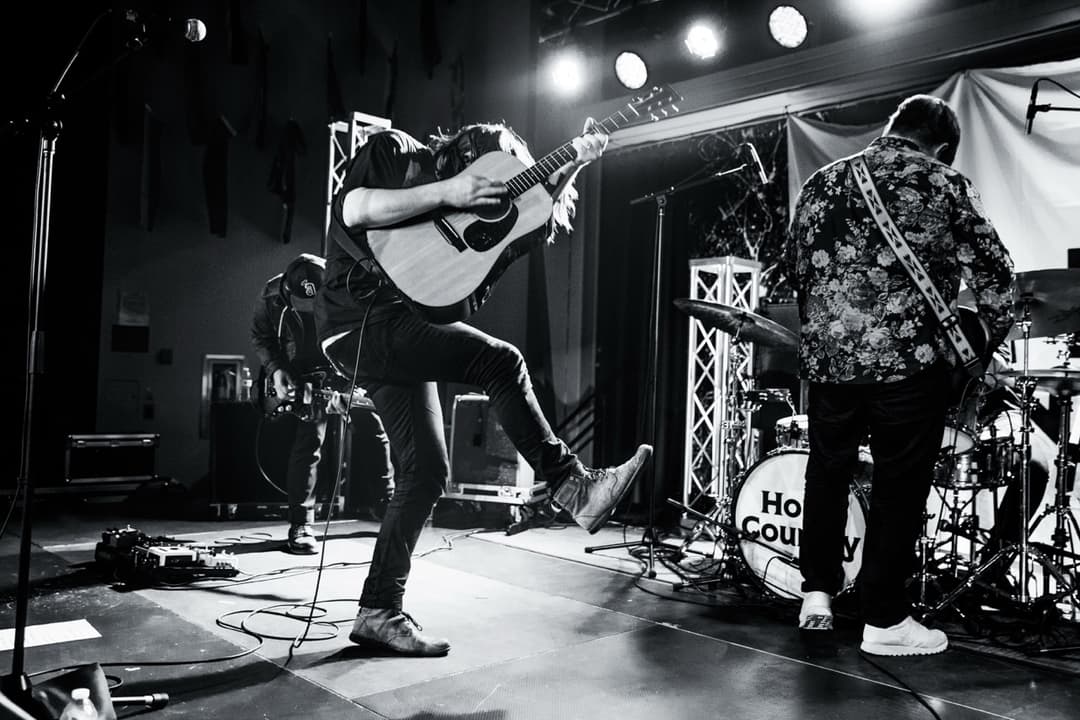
[{"left": 433, "top": 215, "right": 467, "bottom": 253}]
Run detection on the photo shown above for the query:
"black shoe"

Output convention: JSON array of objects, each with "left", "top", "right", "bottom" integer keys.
[
  {"left": 348, "top": 608, "right": 450, "bottom": 656},
  {"left": 286, "top": 523, "right": 320, "bottom": 555}
]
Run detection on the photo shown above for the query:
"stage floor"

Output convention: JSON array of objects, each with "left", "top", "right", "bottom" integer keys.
[{"left": 1, "top": 506, "right": 1078, "bottom": 719}]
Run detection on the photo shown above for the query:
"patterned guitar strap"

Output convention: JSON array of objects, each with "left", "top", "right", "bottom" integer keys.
[{"left": 849, "top": 155, "right": 982, "bottom": 377}]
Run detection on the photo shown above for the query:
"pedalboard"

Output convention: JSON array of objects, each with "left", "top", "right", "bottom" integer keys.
[{"left": 95, "top": 525, "right": 240, "bottom": 586}]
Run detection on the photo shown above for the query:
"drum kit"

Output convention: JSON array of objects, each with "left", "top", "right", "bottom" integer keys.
[{"left": 670, "top": 269, "right": 1080, "bottom": 634}]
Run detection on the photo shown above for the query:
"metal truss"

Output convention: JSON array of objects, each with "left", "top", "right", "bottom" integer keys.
[
  {"left": 538, "top": 0, "right": 667, "bottom": 44},
  {"left": 681, "top": 256, "right": 761, "bottom": 518},
  {"left": 324, "top": 111, "right": 392, "bottom": 252}
]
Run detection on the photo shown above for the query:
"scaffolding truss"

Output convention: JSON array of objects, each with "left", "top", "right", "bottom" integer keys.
[
  {"left": 681, "top": 256, "right": 762, "bottom": 517},
  {"left": 324, "top": 111, "right": 392, "bottom": 253}
]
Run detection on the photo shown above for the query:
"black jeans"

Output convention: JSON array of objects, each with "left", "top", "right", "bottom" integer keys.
[
  {"left": 800, "top": 363, "right": 948, "bottom": 627},
  {"left": 324, "top": 308, "right": 579, "bottom": 610},
  {"left": 287, "top": 417, "right": 325, "bottom": 526}
]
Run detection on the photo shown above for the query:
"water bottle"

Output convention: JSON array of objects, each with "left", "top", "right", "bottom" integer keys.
[
  {"left": 59, "top": 688, "right": 99, "bottom": 720},
  {"left": 240, "top": 365, "right": 253, "bottom": 402}
]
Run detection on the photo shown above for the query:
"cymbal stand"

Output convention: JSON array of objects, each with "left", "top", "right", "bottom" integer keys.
[
  {"left": 664, "top": 391, "right": 767, "bottom": 591},
  {"left": 1027, "top": 382, "right": 1080, "bottom": 598}
]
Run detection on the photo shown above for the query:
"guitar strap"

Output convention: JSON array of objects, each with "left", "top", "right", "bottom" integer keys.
[{"left": 849, "top": 156, "right": 982, "bottom": 377}]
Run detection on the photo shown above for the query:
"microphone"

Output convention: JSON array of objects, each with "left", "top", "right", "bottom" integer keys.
[
  {"left": 123, "top": 9, "right": 207, "bottom": 46},
  {"left": 1026, "top": 81, "right": 1039, "bottom": 135},
  {"left": 744, "top": 142, "right": 769, "bottom": 185}
]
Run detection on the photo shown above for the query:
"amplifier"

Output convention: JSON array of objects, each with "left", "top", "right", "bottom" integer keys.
[{"left": 446, "top": 394, "right": 540, "bottom": 505}]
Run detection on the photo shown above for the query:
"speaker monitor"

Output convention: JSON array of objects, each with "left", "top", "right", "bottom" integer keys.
[{"left": 447, "top": 394, "right": 535, "bottom": 502}]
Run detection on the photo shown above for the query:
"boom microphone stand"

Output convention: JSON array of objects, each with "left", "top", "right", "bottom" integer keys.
[
  {"left": 584, "top": 153, "right": 758, "bottom": 578},
  {"left": 5, "top": 11, "right": 181, "bottom": 715}
]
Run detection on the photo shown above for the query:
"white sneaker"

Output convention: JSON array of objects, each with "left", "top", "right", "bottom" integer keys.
[
  {"left": 860, "top": 616, "right": 948, "bottom": 656},
  {"left": 798, "top": 591, "right": 833, "bottom": 630}
]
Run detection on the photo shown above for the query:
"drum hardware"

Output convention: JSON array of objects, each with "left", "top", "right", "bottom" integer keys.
[
  {"left": 668, "top": 386, "right": 794, "bottom": 577},
  {"left": 923, "top": 291, "right": 1080, "bottom": 633},
  {"left": 668, "top": 449, "right": 871, "bottom": 600}
]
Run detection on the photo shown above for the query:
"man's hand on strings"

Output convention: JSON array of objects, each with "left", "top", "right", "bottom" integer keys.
[
  {"left": 571, "top": 117, "right": 608, "bottom": 166},
  {"left": 273, "top": 368, "right": 297, "bottom": 400},
  {"left": 441, "top": 174, "right": 508, "bottom": 209}
]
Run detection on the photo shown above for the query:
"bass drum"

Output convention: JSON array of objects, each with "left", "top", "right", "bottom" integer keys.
[{"left": 732, "top": 448, "right": 871, "bottom": 600}]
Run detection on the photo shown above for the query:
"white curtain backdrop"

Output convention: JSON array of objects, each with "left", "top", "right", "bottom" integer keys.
[{"left": 786, "top": 58, "right": 1080, "bottom": 272}]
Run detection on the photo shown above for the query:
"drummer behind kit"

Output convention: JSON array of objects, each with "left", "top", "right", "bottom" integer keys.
[{"left": 672, "top": 268, "right": 1080, "bottom": 632}]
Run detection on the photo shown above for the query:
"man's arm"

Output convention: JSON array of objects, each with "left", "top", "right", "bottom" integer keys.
[
  {"left": 341, "top": 174, "right": 508, "bottom": 229},
  {"left": 250, "top": 290, "right": 288, "bottom": 378},
  {"left": 953, "top": 178, "right": 1016, "bottom": 353},
  {"left": 544, "top": 121, "right": 609, "bottom": 200}
]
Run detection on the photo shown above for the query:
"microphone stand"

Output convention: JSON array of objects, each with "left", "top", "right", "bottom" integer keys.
[
  {"left": 5, "top": 10, "right": 168, "bottom": 717},
  {"left": 1026, "top": 77, "right": 1080, "bottom": 134},
  {"left": 583, "top": 160, "right": 753, "bottom": 579}
]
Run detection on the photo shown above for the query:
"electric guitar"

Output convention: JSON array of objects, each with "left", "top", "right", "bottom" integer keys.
[
  {"left": 365, "top": 84, "right": 682, "bottom": 324},
  {"left": 257, "top": 367, "right": 375, "bottom": 421}
]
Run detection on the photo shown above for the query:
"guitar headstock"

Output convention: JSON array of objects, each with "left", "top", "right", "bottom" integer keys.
[{"left": 626, "top": 84, "right": 683, "bottom": 122}]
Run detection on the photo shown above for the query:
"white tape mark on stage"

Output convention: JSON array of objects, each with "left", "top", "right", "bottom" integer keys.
[{"left": 0, "top": 619, "right": 101, "bottom": 651}]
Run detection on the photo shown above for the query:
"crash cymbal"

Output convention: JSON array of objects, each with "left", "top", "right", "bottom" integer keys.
[
  {"left": 958, "top": 268, "right": 1080, "bottom": 338},
  {"left": 997, "top": 368, "right": 1080, "bottom": 395},
  {"left": 674, "top": 299, "right": 799, "bottom": 349},
  {"left": 1014, "top": 269, "right": 1080, "bottom": 337}
]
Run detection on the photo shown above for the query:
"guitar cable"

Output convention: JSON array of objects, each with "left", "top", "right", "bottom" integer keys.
[{"left": 290, "top": 287, "right": 377, "bottom": 656}]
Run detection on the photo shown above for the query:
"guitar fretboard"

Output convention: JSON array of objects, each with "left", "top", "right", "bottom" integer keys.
[{"left": 503, "top": 108, "right": 639, "bottom": 199}]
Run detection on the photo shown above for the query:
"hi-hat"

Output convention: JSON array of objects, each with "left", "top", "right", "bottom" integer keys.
[
  {"left": 674, "top": 299, "right": 798, "bottom": 349},
  {"left": 997, "top": 368, "right": 1080, "bottom": 395}
]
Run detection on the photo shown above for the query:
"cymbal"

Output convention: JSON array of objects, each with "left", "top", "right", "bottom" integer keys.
[
  {"left": 674, "top": 299, "right": 799, "bottom": 349},
  {"left": 997, "top": 368, "right": 1080, "bottom": 395},
  {"left": 1014, "top": 269, "right": 1080, "bottom": 336},
  {"left": 958, "top": 268, "right": 1080, "bottom": 338}
]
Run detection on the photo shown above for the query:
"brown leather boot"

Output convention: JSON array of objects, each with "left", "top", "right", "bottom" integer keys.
[
  {"left": 552, "top": 444, "right": 652, "bottom": 534},
  {"left": 348, "top": 608, "right": 450, "bottom": 656}
]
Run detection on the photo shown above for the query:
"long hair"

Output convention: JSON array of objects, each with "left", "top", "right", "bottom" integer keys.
[{"left": 429, "top": 123, "right": 577, "bottom": 242}]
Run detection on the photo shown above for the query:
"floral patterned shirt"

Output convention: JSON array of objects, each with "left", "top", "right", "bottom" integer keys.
[{"left": 784, "top": 135, "right": 1015, "bottom": 384}]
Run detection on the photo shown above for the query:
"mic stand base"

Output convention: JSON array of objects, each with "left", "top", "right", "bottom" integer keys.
[{"left": 584, "top": 525, "right": 681, "bottom": 580}]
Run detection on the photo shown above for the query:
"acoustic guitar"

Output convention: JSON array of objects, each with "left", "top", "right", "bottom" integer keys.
[{"left": 365, "top": 84, "right": 682, "bottom": 324}]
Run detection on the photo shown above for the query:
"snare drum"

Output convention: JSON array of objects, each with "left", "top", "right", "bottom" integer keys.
[
  {"left": 932, "top": 436, "right": 1016, "bottom": 490},
  {"left": 732, "top": 448, "right": 871, "bottom": 599},
  {"left": 774, "top": 415, "right": 809, "bottom": 449}
]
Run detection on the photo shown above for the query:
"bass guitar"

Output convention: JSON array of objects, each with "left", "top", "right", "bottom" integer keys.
[
  {"left": 365, "top": 84, "right": 682, "bottom": 323},
  {"left": 257, "top": 367, "right": 375, "bottom": 421}
]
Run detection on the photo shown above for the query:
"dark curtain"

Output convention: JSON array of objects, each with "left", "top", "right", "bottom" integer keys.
[
  {"left": 595, "top": 123, "right": 790, "bottom": 528},
  {"left": 596, "top": 146, "right": 697, "bottom": 528}
]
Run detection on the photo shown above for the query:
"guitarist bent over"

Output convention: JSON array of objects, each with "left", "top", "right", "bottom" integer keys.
[
  {"left": 316, "top": 122, "right": 652, "bottom": 656},
  {"left": 251, "top": 253, "right": 394, "bottom": 554}
]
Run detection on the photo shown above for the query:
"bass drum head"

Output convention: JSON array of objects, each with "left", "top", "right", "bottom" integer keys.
[{"left": 732, "top": 449, "right": 869, "bottom": 600}]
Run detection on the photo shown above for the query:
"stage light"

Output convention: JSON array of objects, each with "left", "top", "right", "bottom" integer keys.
[
  {"left": 684, "top": 22, "right": 721, "bottom": 60},
  {"left": 769, "top": 6, "right": 807, "bottom": 48},
  {"left": 547, "top": 49, "right": 586, "bottom": 97},
  {"left": 614, "top": 51, "right": 648, "bottom": 90}
]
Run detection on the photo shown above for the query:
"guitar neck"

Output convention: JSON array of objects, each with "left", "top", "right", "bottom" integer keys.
[{"left": 504, "top": 110, "right": 635, "bottom": 199}]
